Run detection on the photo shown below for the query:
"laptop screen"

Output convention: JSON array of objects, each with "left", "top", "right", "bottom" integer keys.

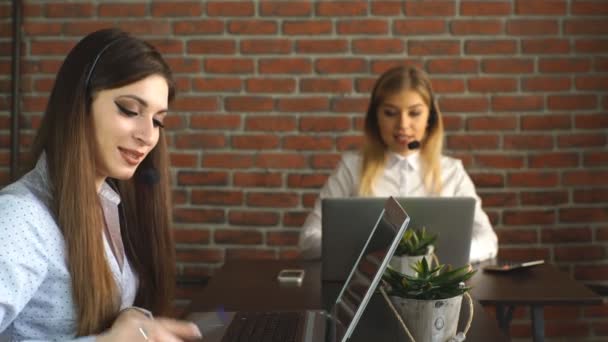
[{"left": 330, "top": 197, "right": 410, "bottom": 341}]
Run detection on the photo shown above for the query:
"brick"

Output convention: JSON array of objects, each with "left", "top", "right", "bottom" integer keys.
[
  {"left": 300, "top": 117, "right": 350, "bottom": 132},
  {"left": 460, "top": 1, "right": 512, "bottom": 15},
  {"left": 515, "top": 0, "right": 566, "bottom": 15},
  {"left": 283, "top": 136, "right": 333, "bottom": 151},
  {"left": 446, "top": 135, "right": 499, "bottom": 150},
  {"left": 245, "top": 78, "right": 295, "bottom": 93},
  {"left": 506, "top": 19, "right": 558, "bottom": 35},
  {"left": 576, "top": 76, "right": 608, "bottom": 91},
  {"left": 215, "top": 230, "right": 263, "bottom": 245},
  {"left": 151, "top": 2, "right": 203, "bottom": 17},
  {"left": 170, "top": 153, "right": 198, "bottom": 168},
  {"left": 191, "top": 190, "right": 243, "bottom": 205},
  {"left": 572, "top": 1, "right": 608, "bottom": 15},
  {"left": 193, "top": 78, "right": 242, "bottom": 92},
  {"left": 394, "top": 20, "right": 445, "bottom": 35},
  {"left": 202, "top": 153, "right": 255, "bottom": 168},
  {"left": 207, "top": 1, "right": 254, "bottom": 16},
  {"left": 316, "top": 58, "right": 367, "bottom": 74},
  {"left": 575, "top": 39, "right": 608, "bottom": 53},
  {"left": 467, "top": 78, "right": 517, "bottom": 93},
  {"left": 521, "top": 39, "right": 570, "bottom": 54},
  {"left": 300, "top": 78, "right": 352, "bottom": 93},
  {"left": 496, "top": 229, "right": 538, "bottom": 244},
  {"left": 191, "top": 114, "right": 241, "bottom": 130},
  {"left": 241, "top": 39, "right": 291, "bottom": 54},
  {"left": 226, "top": 248, "right": 276, "bottom": 260},
  {"left": 563, "top": 171, "right": 608, "bottom": 186},
  {"left": 332, "top": 98, "right": 369, "bottom": 113},
  {"left": 228, "top": 20, "right": 277, "bottom": 34},
  {"left": 173, "top": 96, "right": 218, "bottom": 112},
  {"left": 99, "top": 3, "right": 146, "bottom": 17},
  {"left": 539, "top": 58, "right": 592, "bottom": 73},
  {"left": 337, "top": 19, "right": 388, "bottom": 34},
  {"left": 147, "top": 39, "right": 184, "bottom": 54},
  {"left": 405, "top": 1, "right": 456, "bottom": 16},
  {"left": 177, "top": 171, "right": 228, "bottom": 186},
  {"left": 283, "top": 212, "right": 309, "bottom": 227},
  {"left": 451, "top": 20, "right": 503, "bottom": 35},
  {"left": 287, "top": 174, "right": 329, "bottom": 188},
  {"left": 23, "top": 23, "right": 62, "bottom": 36},
  {"left": 558, "top": 133, "right": 606, "bottom": 148},
  {"left": 546, "top": 321, "right": 590, "bottom": 338},
  {"left": 232, "top": 134, "right": 280, "bottom": 149},
  {"left": 439, "top": 97, "right": 489, "bottom": 113},
  {"left": 541, "top": 227, "right": 592, "bottom": 243},
  {"left": 408, "top": 40, "right": 460, "bottom": 56},
  {"left": 166, "top": 58, "right": 201, "bottom": 73},
  {"left": 465, "top": 40, "right": 517, "bottom": 55},
  {"left": 205, "top": 58, "right": 254, "bottom": 74},
  {"left": 283, "top": 20, "right": 332, "bottom": 35},
  {"left": 45, "top": 2, "right": 94, "bottom": 17},
  {"left": 522, "top": 76, "right": 571, "bottom": 92},
  {"left": 173, "top": 20, "right": 224, "bottom": 35},
  {"left": 598, "top": 228, "right": 608, "bottom": 241},
  {"left": 267, "top": 231, "right": 299, "bottom": 246},
  {"left": 337, "top": 136, "right": 364, "bottom": 151},
  {"left": 574, "top": 265, "right": 608, "bottom": 281},
  {"left": 260, "top": 1, "right": 311, "bottom": 16},
  {"left": 173, "top": 228, "right": 210, "bottom": 244},
  {"left": 427, "top": 59, "right": 478, "bottom": 73},
  {"left": 63, "top": 22, "right": 115, "bottom": 36},
  {"left": 229, "top": 211, "right": 280, "bottom": 226},
  {"left": 560, "top": 208, "right": 608, "bottom": 223},
  {"left": 352, "top": 39, "right": 404, "bottom": 54},
  {"left": 296, "top": 39, "right": 348, "bottom": 54},
  {"left": 504, "top": 135, "right": 554, "bottom": 150},
  {"left": 498, "top": 247, "right": 551, "bottom": 261},
  {"left": 30, "top": 40, "right": 76, "bottom": 56},
  {"left": 247, "top": 192, "right": 299, "bottom": 208},
  {"left": 256, "top": 153, "right": 307, "bottom": 169},
  {"left": 565, "top": 19, "right": 608, "bottom": 35},
  {"left": 310, "top": 154, "right": 341, "bottom": 170},
  {"left": 259, "top": 58, "right": 312, "bottom": 74},
  {"left": 482, "top": 58, "right": 534, "bottom": 73},
  {"left": 173, "top": 208, "right": 225, "bottom": 224},
  {"left": 175, "top": 248, "right": 223, "bottom": 263},
  {"left": 117, "top": 21, "right": 171, "bottom": 35},
  {"left": 245, "top": 116, "right": 297, "bottom": 131},
  {"left": 224, "top": 96, "right": 273, "bottom": 112},
  {"left": 475, "top": 154, "right": 524, "bottom": 168},
  {"left": 370, "top": 60, "right": 424, "bottom": 74},
  {"left": 584, "top": 152, "right": 608, "bottom": 167},
  {"left": 556, "top": 246, "right": 605, "bottom": 262},
  {"left": 508, "top": 171, "right": 559, "bottom": 187},
  {"left": 233, "top": 172, "right": 283, "bottom": 188},
  {"left": 575, "top": 113, "right": 608, "bottom": 129},
  {"left": 316, "top": 1, "right": 368, "bottom": 16},
  {"left": 528, "top": 152, "right": 579, "bottom": 168},
  {"left": 521, "top": 114, "right": 571, "bottom": 130},
  {"left": 187, "top": 40, "right": 236, "bottom": 54},
  {"left": 430, "top": 78, "right": 466, "bottom": 93},
  {"left": 277, "top": 97, "right": 329, "bottom": 112},
  {"left": 504, "top": 209, "right": 555, "bottom": 225}
]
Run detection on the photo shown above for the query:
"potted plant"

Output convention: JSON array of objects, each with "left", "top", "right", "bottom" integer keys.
[
  {"left": 390, "top": 227, "right": 438, "bottom": 276},
  {"left": 381, "top": 258, "right": 476, "bottom": 342}
]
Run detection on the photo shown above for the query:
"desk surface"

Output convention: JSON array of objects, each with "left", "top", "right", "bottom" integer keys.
[
  {"left": 186, "top": 260, "right": 507, "bottom": 342},
  {"left": 470, "top": 263, "right": 603, "bottom": 306}
]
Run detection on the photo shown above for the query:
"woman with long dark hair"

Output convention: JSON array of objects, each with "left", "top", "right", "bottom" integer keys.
[{"left": 0, "top": 29, "right": 201, "bottom": 341}]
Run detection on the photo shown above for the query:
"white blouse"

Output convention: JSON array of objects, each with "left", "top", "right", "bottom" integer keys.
[
  {"left": 298, "top": 151, "right": 498, "bottom": 263},
  {"left": 0, "top": 156, "right": 138, "bottom": 341}
]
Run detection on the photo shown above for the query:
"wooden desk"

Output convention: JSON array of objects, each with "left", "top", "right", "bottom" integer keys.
[
  {"left": 469, "top": 263, "right": 604, "bottom": 342},
  {"left": 186, "top": 260, "right": 508, "bottom": 342}
]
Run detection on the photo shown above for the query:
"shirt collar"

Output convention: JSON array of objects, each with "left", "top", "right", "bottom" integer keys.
[
  {"left": 387, "top": 151, "right": 421, "bottom": 171},
  {"left": 99, "top": 181, "right": 121, "bottom": 205}
]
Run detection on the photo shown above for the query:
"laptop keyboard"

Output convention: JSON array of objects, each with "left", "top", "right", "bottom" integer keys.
[{"left": 221, "top": 311, "right": 305, "bottom": 342}]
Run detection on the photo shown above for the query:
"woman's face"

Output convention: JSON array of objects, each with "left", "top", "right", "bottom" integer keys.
[
  {"left": 91, "top": 74, "right": 168, "bottom": 190},
  {"left": 376, "top": 89, "right": 430, "bottom": 157}
]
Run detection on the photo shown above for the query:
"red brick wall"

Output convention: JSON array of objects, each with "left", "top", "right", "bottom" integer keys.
[{"left": 0, "top": 1, "right": 607, "bottom": 340}]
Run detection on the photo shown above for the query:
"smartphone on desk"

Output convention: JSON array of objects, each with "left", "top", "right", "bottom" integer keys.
[
  {"left": 483, "top": 259, "right": 545, "bottom": 272},
  {"left": 277, "top": 269, "right": 305, "bottom": 285}
]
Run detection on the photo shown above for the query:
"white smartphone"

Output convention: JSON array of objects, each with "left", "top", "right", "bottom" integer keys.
[{"left": 277, "top": 269, "right": 305, "bottom": 285}]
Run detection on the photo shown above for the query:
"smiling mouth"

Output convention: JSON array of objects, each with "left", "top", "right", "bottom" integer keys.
[{"left": 118, "top": 147, "right": 144, "bottom": 166}]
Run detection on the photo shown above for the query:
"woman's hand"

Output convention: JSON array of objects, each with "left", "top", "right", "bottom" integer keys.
[{"left": 97, "top": 308, "right": 202, "bottom": 342}]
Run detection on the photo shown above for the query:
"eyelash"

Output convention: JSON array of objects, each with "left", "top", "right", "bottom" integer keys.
[
  {"left": 115, "top": 102, "right": 164, "bottom": 129},
  {"left": 383, "top": 109, "right": 421, "bottom": 117}
]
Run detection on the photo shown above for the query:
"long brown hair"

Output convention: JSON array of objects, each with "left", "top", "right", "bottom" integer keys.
[
  {"left": 31, "top": 28, "right": 176, "bottom": 336},
  {"left": 359, "top": 66, "right": 444, "bottom": 195}
]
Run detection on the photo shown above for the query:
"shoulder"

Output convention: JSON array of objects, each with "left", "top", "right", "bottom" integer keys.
[
  {"left": 340, "top": 151, "right": 362, "bottom": 168},
  {"left": 439, "top": 155, "right": 469, "bottom": 179}
]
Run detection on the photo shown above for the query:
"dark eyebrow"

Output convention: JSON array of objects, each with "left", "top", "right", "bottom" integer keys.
[{"left": 116, "top": 95, "right": 168, "bottom": 115}]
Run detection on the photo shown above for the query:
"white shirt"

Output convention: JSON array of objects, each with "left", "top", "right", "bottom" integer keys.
[
  {"left": 298, "top": 151, "right": 498, "bottom": 263},
  {"left": 0, "top": 156, "right": 138, "bottom": 341}
]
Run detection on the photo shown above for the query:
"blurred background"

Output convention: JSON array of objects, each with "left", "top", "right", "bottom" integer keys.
[{"left": 1, "top": 1, "right": 607, "bottom": 340}]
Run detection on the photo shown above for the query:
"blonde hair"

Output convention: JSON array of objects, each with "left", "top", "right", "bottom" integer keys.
[{"left": 359, "top": 66, "right": 444, "bottom": 196}]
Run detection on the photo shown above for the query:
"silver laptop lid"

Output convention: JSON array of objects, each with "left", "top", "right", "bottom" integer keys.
[
  {"left": 322, "top": 197, "right": 475, "bottom": 282},
  {"left": 330, "top": 197, "right": 410, "bottom": 341}
]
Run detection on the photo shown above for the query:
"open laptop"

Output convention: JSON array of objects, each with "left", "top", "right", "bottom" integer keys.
[
  {"left": 193, "top": 197, "right": 410, "bottom": 342},
  {"left": 322, "top": 197, "right": 475, "bottom": 282}
]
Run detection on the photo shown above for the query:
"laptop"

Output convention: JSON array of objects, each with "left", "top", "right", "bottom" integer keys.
[
  {"left": 322, "top": 197, "right": 475, "bottom": 282},
  {"left": 192, "top": 197, "right": 410, "bottom": 342}
]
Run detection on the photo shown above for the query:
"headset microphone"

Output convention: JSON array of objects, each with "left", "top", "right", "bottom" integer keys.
[
  {"left": 407, "top": 141, "right": 421, "bottom": 150},
  {"left": 137, "top": 168, "right": 160, "bottom": 185}
]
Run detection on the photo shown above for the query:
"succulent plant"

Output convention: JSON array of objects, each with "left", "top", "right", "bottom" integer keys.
[
  {"left": 394, "top": 227, "right": 438, "bottom": 257},
  {"left": 383, "top": 258, "right": 476, "bottom": 300}
]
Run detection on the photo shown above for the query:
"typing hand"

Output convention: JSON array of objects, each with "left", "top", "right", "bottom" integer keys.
[{"left": 97, "top": 308, "right": 202, "bottom": 342}]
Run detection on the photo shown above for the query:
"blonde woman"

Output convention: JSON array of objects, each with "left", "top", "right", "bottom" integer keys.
[{"left": 298, "top": 66, "right": 498, "bottom": 263}]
